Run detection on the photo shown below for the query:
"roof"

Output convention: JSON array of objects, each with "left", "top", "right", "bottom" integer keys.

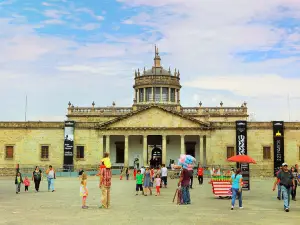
[{"left": 144, "top": 67, "right": 171, "bottom": 76}]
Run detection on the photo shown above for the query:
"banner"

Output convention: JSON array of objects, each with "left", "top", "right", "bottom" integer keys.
[
  {"left": 63, "top": 121, "right": 75, "bottom": 170},
  {"left": 236, "top": 121, "right": 250, "bottom": 190},
  {"left": 273, "top": 121, "right": 284, "bottom": 176}
]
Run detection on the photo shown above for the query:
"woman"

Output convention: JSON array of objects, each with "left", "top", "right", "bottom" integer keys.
[
  {"left": 291, "top": 166, "right": 299, "bottom": 201},
  {"left": 32, "top": 166, "right": 42, "bottom": 192},
  {"left": 143, "top": 167, "right": 151, "bottom": 196},
  {"left": 178, "top": 167, "right": 191, "bottom": 204},
  {"left": 230, "top": 168, "right": 243, "bottom": 210}
]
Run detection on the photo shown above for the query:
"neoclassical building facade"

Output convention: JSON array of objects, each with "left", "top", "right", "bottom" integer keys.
[{"left": 0, "top": 47, "right": 299, "bottom": 176}]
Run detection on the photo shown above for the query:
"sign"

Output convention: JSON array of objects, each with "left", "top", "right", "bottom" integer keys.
[
  {"left": 273, "top": 121, "right": 284, "bottom": 176},
  {"left": 63, "top": 121, "right": 75, "bottom": 170},
  {"left": 236, "top": 121, "right": 250, "bottom": 190}
]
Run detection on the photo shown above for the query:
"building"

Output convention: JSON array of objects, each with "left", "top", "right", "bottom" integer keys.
[{"left": 0, "top": 46, "right": 299, "bottom": 177}]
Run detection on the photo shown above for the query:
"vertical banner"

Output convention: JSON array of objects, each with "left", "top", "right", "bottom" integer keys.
[
  {"left": 236, "top": 121, "right": 250, "bottom": 190},
  {"left": 273, "top": 121, "right": 284, "bottom": 176},
  {"left": 63, "top": 121, "right": 75, "bottom": 171}
]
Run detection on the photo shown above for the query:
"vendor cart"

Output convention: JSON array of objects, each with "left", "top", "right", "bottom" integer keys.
[
  {"left": 210, "top": 176, "right": 232, "bottom": 198},
  {"left": 169, "top": 169, "right": 181, "bottom": 179}
]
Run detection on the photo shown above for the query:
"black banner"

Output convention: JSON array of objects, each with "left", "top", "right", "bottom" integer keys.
[
  {"left": 273, "top": 121, "right": 284, "bottom": 176},
  {"left": 63, "top": 121, "right": 75, "bottom": 170},
  {"left": 236, "top": 121, "right": 250, "bottom": 190}
]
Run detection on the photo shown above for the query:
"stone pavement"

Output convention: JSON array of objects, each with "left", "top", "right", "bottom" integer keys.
[{"left": 0, "top": 176, "right": 300, "bottom": 225}]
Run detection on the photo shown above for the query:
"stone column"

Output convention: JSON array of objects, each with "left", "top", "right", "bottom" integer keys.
[
  {"left": 198, "top": 135, "right": 201, "bottom": 163},
  {"left": 143, "top": 135, "right": 148, "bottom": 166},
  {"left": 160, "top": 87, "right": 162, "bottom": 102},
  {"left": 151, "top": 87, "right": 154, "bottom": 102},
  {"left": 162, "top": 135, "right": 167, "bottom": 165},
  {"left": 143, "top": 88, "right": 146, "bottom": 102},
  {"left": 168, "top": 88, "right": 171, "bottom": 103},
  {"left": 178, "top": 89, "right": 180, "bottom": 103},
  {"left": 124, "top": 135, "right": 129, "bottom": 167},
  {"left": 137, "top": 89, "right": 139, "bottom": 103},
  {"left": 106, "top": 135, "right": 110, "bottom": 153},
  {"left": 180, "top": 135, "right": 185, "bottom": 154},
  {"left": 99, "top": 135, "right": 104, "bottom": 159},
  {"left": 203, "top": 135, "right": 207, "bottom": 166}
]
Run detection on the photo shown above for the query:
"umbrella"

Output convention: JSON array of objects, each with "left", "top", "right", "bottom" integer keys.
[{"left": 227, "top": 155, "right": 256, "bottom": 164}]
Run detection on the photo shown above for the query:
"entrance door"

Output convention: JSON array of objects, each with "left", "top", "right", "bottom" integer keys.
[
  {"left": 151, "top": 147, "right": 162, "bottom": 168},
  {"left": 185, "top": 142, "right": 196, "bottom": 157}
]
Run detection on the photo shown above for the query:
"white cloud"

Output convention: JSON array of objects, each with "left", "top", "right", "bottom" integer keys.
[
  {"left": 75, "top": 8, "right": 104, "bottom": 21},
  {"left": 43, "top": 19, "right": 65, "bottom": 24},
  {"left": 73, "top": 23, "right": 100, "bottom": 30}
]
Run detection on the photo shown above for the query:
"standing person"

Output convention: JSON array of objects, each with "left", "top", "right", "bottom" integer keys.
[
  {"left": 125, "top": 167, "right": 130, "bottom": 180},
  {"left": 23, "top": 176, "right": 30, "bottom": 192},
  {"left": 197, "top": 165, "right": 204, "bottom": 185},
  {"left": 133, "top": 168, "right": 137, "bottom": 180},
  {"left": 32, "top": 166, "right": 42, "bottom": 192},
  {"left": 99, "top": 163, "right": 112, "bottom": 209},
  {"left": 273, "top": 163, "right": 295, "bottom": 212},
  {"left": 178, "top": 168, "right": 191, "bottom": 205},
  {"left": 230, "top": 168, "right": 243, "bottom": 210},
  {"left": 135, "top": 170, "right": 143, "bottom": 195},
  {"left": 143, "top": 167, "right": 151, "bottom": 196},
  {"left": 80, "top": 173, "right": 88, "bottom": 209},
  {"left": 140, "top": 166, "right": 145, "bottom": 175},
  {"left": 189, "top": 169, "right": 194, "bottom": 189},
  {"left": 15, "top": 172, "right": 23, "bottom": 194},
  {"left": 291, "top": 166, "right": 299, "bottom": 201},
  {"left": 161, "top": 164, "right": 168, "bottom": 188},
  {"left": 155, "top": 174, "right": 161, "bottom": 196},
  {"left": 46, "top": 165, "right": 56, "bottom": 192}
]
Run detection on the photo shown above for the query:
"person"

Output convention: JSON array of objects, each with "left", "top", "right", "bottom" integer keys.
[
  {"left": 32, "top": 166, "right": 42, "bottom": 192},
  {"left": 178, "top": 168, "right": 191, "bottom": 205},
  {"left": 273, "top": 163, "right": 295, "bottom": 212},
  {"left": 161, "top": 164, "right": 168, "bottom": 188},
  {"left": 197, "top": 165, "right": 204, "bottom": 185},
  {"left": 275, "top": 166, "right": 282, "bottom": 200},
  {"left": 101, "top": 152, "right": 111, "bottom": 168},
  {"left": 140, "top": 166, "right": 145, "bottom": 175},
  {"left": 15, "top": 172, "right": 23, "bottom": 194},
  {"left": 23, "top": 176, "right": 30, "bottom": 192},
  {"left": 230, "top": 168, "right": 243, "bottom": 210},
  {"left": 99, "top": 162, "right": 112, "bottom": 209},
  {"left": 143, "top": 167, "right": 151, "bottom": 196},
  {"left": 78, "top": 168, "right": 84, "bottom": 178},
  {"left": 133, "top": 168, "right": 137, "bottom": 180},
  {"left": 135, "top": 169, "right": 143, "bottom": 195},
  {"left": 291, "top": 166, "right": 299, "bottom": 201},
  {"left": 155, "top": 174, "right": 161, "bottom": 196},
  {"left": 125, "top": 167, "right": 130, "bottom": 180},
  {"left": 189, "top": 169, "right": 194, "bottom": 189},
  {"left": 80, "top": 173, "right": 88, "bottom": 209},
  {"left": 46, "top": 165, "right": 56, "bottom": 192}
]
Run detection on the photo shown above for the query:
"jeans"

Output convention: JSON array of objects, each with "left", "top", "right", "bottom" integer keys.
[
  {"left": 277, "top": 184, "right": 282, "bottom": 198},
  {"left": 198, "top": 175, "right": 203, "bottom": 184},
  {"left": 15, "top": 183, "right": 21, "bottom": 193},
  {"left": 47, "top": 178, "right": 54, "bottom": 191},
  {"left": 181, "top": 185, "right": 191, "bottom": 204},
  {"left": 281, "top": 186, "right": 291, "bottom": 209},
  {"left": 231, "top": 188, "right": 242, "bottom": 207},
  {"left": 291, "top": 183, "right": 297, "bottom": 199}
]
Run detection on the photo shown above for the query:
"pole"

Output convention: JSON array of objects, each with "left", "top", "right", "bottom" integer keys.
[
  {"left": 25, "top": 94, "right": 27, "bottom": 121},
  {"left": 288, "top": 93, "right": 291, "bottom": 122}
]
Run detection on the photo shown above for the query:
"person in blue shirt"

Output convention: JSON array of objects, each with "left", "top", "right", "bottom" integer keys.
[{"left": 230, "top": 168, "right": 243, "bottom": 210}]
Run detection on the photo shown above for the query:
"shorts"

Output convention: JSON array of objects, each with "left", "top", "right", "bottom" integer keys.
[
  {"left": 82, "top": 196, "right": 87, "bottom": 201},
  {"left": 136, "top": 184, "right": 143, "bottom": 191}
]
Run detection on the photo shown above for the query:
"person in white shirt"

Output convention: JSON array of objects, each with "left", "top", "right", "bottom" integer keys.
[
  {"left": 141, "top": 167, "right": 145, "bottom": 175},
  {"left": 161, "top": 164, "right": 168, "bottom": 188}
]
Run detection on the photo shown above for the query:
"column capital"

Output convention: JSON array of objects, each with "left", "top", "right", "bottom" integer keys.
[
  {"left": 181, "top": 134, "right": 185, "bottom": 138},
  {"left": 162, "top": 134, "right": 167, "bottom": 138},
  {"left": 143, "top": 135, "right": 148, "bottom": 138}
]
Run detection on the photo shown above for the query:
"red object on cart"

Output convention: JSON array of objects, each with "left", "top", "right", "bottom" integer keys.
[{"left": 212, "top": 181, "right": 232, "bottom": 198}]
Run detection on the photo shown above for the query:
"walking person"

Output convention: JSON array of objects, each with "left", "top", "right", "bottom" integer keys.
[
  {"left": 99, "top": 160, "right": 112, "bottom": 209},
  {"left": 135, "top": 169, "right": 143, "bottom": 195},
  {"left": 291, "top": 166, "right": 299, "bottom": 201},
  {"left": 15, "top": 172, "right": 23, "bottom": 194},
  {"left": 189, "top": 169, "right": 194, "bottom": 189},
  {"left": 125, "top": 167, "right": 130, "bottom": 180},
  {"left": 143, "top": 167, "right": 151, "bottom": 196},
  {"left": 197, "top": 165, "right": 204, "bottom": 185},
  {"left": 32, "top": 166, "right": 42, "bottom": 192},
  {"left": 161, "top": 164, "right": 168, "bottom": 188},
  {"left": 46, "top": 165, "right": 56, "bottom": 192},
  {"left": 23, "top": 176, "right": 30, "bottom": 192},
  {"left": 230, "top": 168, "right": 243, "bottom": 210},
  {"left": 80, "top": 173, "right": 89, "bottom": 209},
  {"left": 178, "top": 167, "right": 191, "bottom": 205},
  {"left": 155, "top": 174, "right": 161, "bottom": 196},
  {"left": 273, "top": 163, "right": 295, "bottom": 212}
]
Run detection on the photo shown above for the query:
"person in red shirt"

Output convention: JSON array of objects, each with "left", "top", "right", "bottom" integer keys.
[
  {"left": 197, "top": 165, "right": 204, "bottom": 185},
  {"left": 133, "top": 168, "right": 137, "bottom": 180}
]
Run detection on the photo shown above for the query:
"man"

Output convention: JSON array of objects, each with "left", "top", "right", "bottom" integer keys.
[
  {"left": 46, "top": 165, "right": 56, "bottom": 192},
  {"left": 189, "top": 169, "right": 194, "bottom": 189},
  {"left": 99, "top": 161, "right": 112, "bottom": 209},
  {"left": 273, "top": 163, "right": 295, "bottom": 212},
  {"left": 197, "top": 165, "right": 204, "bottom": 185},
  {"left": 141, "top": 166, "right": 145, "bottom": 175},
  {"left": 161, "top": 164, "right": 168, "bottom": 188}
]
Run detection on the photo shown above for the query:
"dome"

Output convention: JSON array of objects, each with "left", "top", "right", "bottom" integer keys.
[{"left": 144, "top": 67, "right": 171, "bottom": 76}]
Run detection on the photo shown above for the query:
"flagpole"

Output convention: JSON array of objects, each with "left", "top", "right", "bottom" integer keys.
[
  {"left": 25, "top": 94, "right": 27, "bottom": 122},
  {"left": 288, "top": 93, "right": 291, "bottom": 122}
]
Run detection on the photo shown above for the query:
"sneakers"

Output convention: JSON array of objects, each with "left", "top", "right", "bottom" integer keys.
[
  {"left": 239, "top": 207, "right": 243, "bottom": 209},
  {"left": 285, "top": 208, "right": 289, "bottom": 212},
  {"left": 231, "top": 206, "right": 234, "bottom": 210},
  {"left": 277, "top": 196, "right": 281, "bottom": 200}
]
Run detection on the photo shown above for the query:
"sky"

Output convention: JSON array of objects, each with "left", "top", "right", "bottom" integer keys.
[{"left": 1, "top": 0, "right": 300, "bottom": 122}]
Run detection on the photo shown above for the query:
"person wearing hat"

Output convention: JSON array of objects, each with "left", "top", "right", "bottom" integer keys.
[{"left": 273, "top": 163, "right": 295, "bottom": 212}]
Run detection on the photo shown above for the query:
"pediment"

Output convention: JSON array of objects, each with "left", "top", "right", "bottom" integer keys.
[{"left": 98, "top": 106, "right": 210, "bottom": 129}]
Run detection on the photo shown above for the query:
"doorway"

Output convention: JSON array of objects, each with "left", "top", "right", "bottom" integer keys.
[
  {"left": 151, "top": 146, "right": 162, "bottom": 168},
  {"left": 185, "top": 142, "right": 196, "bottom": 157}
]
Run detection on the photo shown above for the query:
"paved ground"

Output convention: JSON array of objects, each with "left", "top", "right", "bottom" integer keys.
[{"left": 0, "top": 176, "right": 300, "bottom": 225}]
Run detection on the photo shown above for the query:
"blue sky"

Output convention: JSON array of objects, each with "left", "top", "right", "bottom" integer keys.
[{"left": 1, "top": 0, "right": 300, "bottom": 121}]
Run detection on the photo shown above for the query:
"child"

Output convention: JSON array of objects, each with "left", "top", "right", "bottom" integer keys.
[
  {"left": 15, "top": 172, "right": 23, "bottom": 194},
  {"left": 133, "top": 168, "right": 137, "bottom": 180},
  {"left": 80, "top": 173, "right": 88, "bottom": 209},
  {"left": 23, "top": 176, "right": 30, "bottom": 192},
  {"left": 135, "top": 170, "right": 143, "bottom": 195},
  {"left": 155, "top": 174, "right": 161, "bottom": 196}
]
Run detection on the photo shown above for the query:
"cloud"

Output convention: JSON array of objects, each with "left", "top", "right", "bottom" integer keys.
[
  {"left": 43, "top": 19, "right": 65, "bottom": 24},
  {"left": 75, "top": 8, "right": 104, "bottom": 21},
  {"left": 73, "top": 23, "right": 100, "bottom": 30}
]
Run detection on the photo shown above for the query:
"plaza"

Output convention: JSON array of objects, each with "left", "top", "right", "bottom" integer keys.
[{"left": 1, "top": 176, "right": 300, "bottom": 225}]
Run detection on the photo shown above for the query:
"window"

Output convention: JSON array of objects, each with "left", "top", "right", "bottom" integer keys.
[
  {"left": 162, "top": 87, "right": 169, "bottom": 102},
  {"left": 115, "top": 142, "right": 124, "bottom": 163},
  {"left": 5, "top": 146, "right": 14, "bottom": 159},
  {"left": 139, "top": 88, "right": 144, "bottom": 102},
  {"left": 154, "top": 87, "right": 160, "bottom": 102},
  {"left": 76, "top": 146, "right": 85, "bottom": 159},
  {"left": 41, "top": 146, "right": 49, "bottom": 160},
  {"left": 146, "top": 87, "right": 153, "bottom": 101},
  {"left": 263, "top": 146, "right": 271, "bottom": 160},
  {"left": 227, "top": 146, "right": 235, "bottom": 158},
  {"left": 170, "top": 88, "right": 176, "bottom": 102}
]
